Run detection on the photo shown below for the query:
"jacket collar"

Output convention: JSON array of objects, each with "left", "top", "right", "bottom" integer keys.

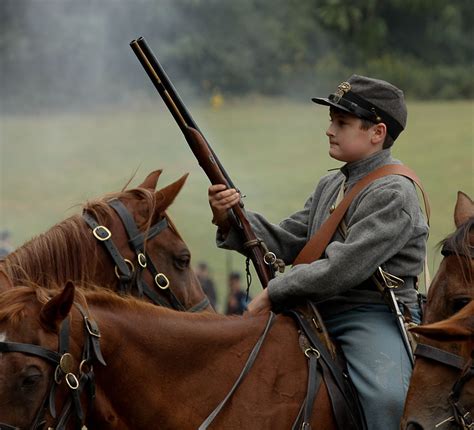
[{"left": 340, "top": 149, "right": 394, "bottom": 183}]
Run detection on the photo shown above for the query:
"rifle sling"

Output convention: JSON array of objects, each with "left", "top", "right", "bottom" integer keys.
[{"left": 292, "top": 164, "right": 430, "bottom": 266}]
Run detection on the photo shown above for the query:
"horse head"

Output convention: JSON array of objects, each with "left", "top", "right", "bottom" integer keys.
[
  {"left": 82, "top": 169, "right": 211, "bottom": 312},
  {"left": 0, "top": 282, "right": 105, "bottom": 429},
  {"left": 402, "top": 191, "right": 474, "bottom": 430},
  {"left": 1, "top": 170, "right": 212, "bottom": 313}
]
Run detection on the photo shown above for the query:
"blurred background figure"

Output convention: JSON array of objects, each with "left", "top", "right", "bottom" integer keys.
[
  {"left": 225, "top": 271, "right": 251, "bottom": 315},
  {"left": 0, "top": 229, "right": 14, "bottom": 258},
  {"left": 195, "top": 261, "right": 217, "bottom": 310}
]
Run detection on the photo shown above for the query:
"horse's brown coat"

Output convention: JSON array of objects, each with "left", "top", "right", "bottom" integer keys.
[{"left": 0, "top": 284, "right": 336, "bottom": 429}]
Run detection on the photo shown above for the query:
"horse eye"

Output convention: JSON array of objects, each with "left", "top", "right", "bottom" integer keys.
[
  {"left": 452, "top": 297, "right": 471, "bottom": 314},
  {"left": 21, "top": 367, "right": 43, "bottom": 390},
  {"left": 174, "top": 254, "right": 190, "bottom": 270}
]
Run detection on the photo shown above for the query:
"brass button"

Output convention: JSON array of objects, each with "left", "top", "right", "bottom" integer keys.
[{"left": 329, "top": 205, "right": 336, "bottom": 214}]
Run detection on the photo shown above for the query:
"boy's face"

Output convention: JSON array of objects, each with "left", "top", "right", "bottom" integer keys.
[{"left": 326, "top": 109, "right": 384, "bottom": 163}]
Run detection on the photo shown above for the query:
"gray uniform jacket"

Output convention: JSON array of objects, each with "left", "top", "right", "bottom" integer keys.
[{"left": 217, "top": 149, "right": 429, "bottom": 316}]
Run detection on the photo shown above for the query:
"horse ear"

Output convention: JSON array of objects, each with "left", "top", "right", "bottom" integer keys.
[
  {"left": 138, "top": 170, "right": 163, "bottom": 190},
  {"left": 410, "top": 302, "right": 474, "bottom": 341},
  {"left": 40, "top": 281, "right": 75, "bottom": 332},
  {"left": 155, "top": 173, "right": 189, "bottom": 213},
  {"left": 454, "top": 191, "right": 474, "bottom": 228}
]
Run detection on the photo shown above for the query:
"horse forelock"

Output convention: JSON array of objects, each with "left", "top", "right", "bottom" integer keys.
[
  {"left": 3, "top": 215, "right": 98, "bottom": 287},
  {"left": 0, "top": 285, "right": 91, "bottom": 330},
  {"left": 441, "top": 216, "right": 474, "bottom": 254},
  {"left": 0, "top": 286, "right": 51, "bottom": 325}
]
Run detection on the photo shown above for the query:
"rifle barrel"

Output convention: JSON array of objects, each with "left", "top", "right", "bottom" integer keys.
[
  {"left": 131, "top": 37, "right": 236, "bottom": 191},
  {"left": 130, "top": 37, "right": 274, "bottom": 288}
]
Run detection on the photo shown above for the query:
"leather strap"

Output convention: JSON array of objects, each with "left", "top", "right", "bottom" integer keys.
[
  {"left": 198, "top": 312, "right": 276, "bottom": 430},
  {"left": 0, "top": 342, "right": 61, "bottom": 364},
  {"left": 82, "top": 211, "right": 133, "bottom": 293},
  {"left": 293, "top": 164, "right": 430, "bottom": 266},
  {"left": 286, "top": 309, "right": 367, "bottom": 430},
  {"left": 415, "top": 343, "right": 466, "bottom": 370}
]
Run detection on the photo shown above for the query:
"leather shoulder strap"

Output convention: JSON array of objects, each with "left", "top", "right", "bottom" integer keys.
[{"left": 293, "top": 164, "right": 430, "bottom": 266}]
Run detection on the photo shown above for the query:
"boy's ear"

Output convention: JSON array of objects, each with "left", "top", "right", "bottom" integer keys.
[{"left": 371, "top": 123, "right": 387, "bottom": 146}]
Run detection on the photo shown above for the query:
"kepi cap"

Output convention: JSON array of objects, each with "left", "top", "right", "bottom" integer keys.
[{"left": 312, "top": 74, "right": 407, "bottom": 140}]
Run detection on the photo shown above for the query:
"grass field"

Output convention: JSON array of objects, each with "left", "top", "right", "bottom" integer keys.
[{"left": 1, "top": 98, "right": 473, "bottom": 310}]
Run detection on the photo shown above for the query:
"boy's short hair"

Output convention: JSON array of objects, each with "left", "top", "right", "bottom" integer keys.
[
  {"left": 359, "top": 118, "right": 395, "bottom": 149},
  {"left": 313, "top": 74, "right": 407, "bottom": 145}
]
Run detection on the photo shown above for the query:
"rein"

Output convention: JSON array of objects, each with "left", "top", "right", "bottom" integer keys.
[
  {"left": 83, "top": 199, "right": 209, "bottom": 313},
  {"left": 198, "top": 312, "right": 276, "bottom": 430},
  {"left": 0, "top": 303, "right": 106, "bottom": 430},
  {"left": 414, "top": 343, "right": 473, "bottom": 429}
]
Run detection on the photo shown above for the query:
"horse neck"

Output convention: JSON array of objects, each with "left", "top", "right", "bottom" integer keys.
[{"left": 89, "top": 299, "right": 267, "bottom": 428}]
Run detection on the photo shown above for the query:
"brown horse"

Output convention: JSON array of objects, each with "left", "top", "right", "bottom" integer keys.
[
  {"left": 0, "top": 170, "right": 210, "bottom": 312},
  {"left": 0, "top": 283, "right": 339, "bottom": 430},
  {"left": 401, "top": 191, "right": 474, "bottom": 430}
]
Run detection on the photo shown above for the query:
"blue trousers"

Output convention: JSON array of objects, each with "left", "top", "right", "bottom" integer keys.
[{"left": 324, "top": 303, "right": 421, "bottom": 430}]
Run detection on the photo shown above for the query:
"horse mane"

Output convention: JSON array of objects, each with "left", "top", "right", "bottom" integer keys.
[
  {"left": 82, "top": 287, "right": 227, "bottom": 323},
  {"left": 439, "top": 216, "right": 474, "bottom": 285},
  {"left": 0, "top": 283, "right": 228, "bottom": 327},
  {"left": 2, "top": 186, "right": 159, "bottom": 288}
]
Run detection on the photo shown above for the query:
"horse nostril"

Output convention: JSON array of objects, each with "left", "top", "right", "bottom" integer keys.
[{"left": 406, "top": 422, "right": 424, "bottom": 430}]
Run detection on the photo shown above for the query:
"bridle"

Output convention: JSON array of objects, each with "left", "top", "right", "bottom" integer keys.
[
  {"left": 82, "top": 198, "right": 209, "bottom": 313},
  {"left": 411, "top": 235, "right": 474, "bottom": 429},
  {"left": 0, "top": 303, "right": 106, "bottom": 430},
  {"left": 414, "top": 343, "right": 473, "bottom": 429}
]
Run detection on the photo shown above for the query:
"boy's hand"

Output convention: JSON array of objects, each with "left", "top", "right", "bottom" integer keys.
[
  {"left": 247, "top": 289, "right": 272, "bottom": 315},
  {"left": 208, "top": 184, "right": 240, "bottom": 230}
]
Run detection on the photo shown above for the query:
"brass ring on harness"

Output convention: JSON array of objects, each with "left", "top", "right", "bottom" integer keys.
[
  {"left": 263, "top": 252, "right": 277, "bottom": 265},
  {"left": 114, "top": 259, "right": 135, "bottom": 279},
  {"left": 155, "top": 273, "right": 170, "bottom": 290},
  {"left": 93, "top": 225, "right": 112, "bottom": 241},
  {"left": 79, "top": 359, "right": 93, "bottom": 375},
  {"left": 137, "top": 252, "right": 147, "bottom": 268},
  {"left": 65, "top": 373, "right": 80, "bottom": 390},
  {"left": 304, "top": 347, "right": 321, "bottom": 359}
]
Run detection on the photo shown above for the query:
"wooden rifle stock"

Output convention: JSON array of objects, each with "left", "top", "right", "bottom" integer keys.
[{"left": 130, "top": 37, "right": 274, "bottom": 288}]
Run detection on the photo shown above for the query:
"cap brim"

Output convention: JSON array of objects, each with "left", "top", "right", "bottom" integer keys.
[{"left": 311, "top": 97, "right": 352, "bottom": 114}]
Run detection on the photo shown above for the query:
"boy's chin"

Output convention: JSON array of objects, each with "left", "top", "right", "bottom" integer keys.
[
  {"left": 328, "top": 148, "right": 351, "bottom": 163},
  {"left": 329, "top": 148, "right": 380, "bottom": 163}
]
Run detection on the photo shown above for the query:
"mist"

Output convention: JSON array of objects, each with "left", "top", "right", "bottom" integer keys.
[{"left": 0, "top": 0, "right": 204, "bottom": 113}]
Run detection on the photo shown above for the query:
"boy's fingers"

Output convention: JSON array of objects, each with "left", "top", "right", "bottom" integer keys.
[
  {"left": 209, "top": 184, "right": 227, "bottom": 194},
  {"left": 216, "top": 189, "right": 237, "bottom": 199},
  {"left": 217, "top": 190, "right": 238, "bottom": 201}
]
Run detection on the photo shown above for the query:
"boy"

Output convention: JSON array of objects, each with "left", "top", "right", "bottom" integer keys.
[{"left": 208, "top": 75, "right": 428, "bottom": 429}]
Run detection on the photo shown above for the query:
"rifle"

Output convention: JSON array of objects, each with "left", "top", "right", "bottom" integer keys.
[{"left": 130, "top": 36, "right": 275, "bottom": 288}]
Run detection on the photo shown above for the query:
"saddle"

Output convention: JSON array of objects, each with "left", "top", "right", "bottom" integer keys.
[{"left": 284, "top": 301, "right": 367, "bottom": 430}]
